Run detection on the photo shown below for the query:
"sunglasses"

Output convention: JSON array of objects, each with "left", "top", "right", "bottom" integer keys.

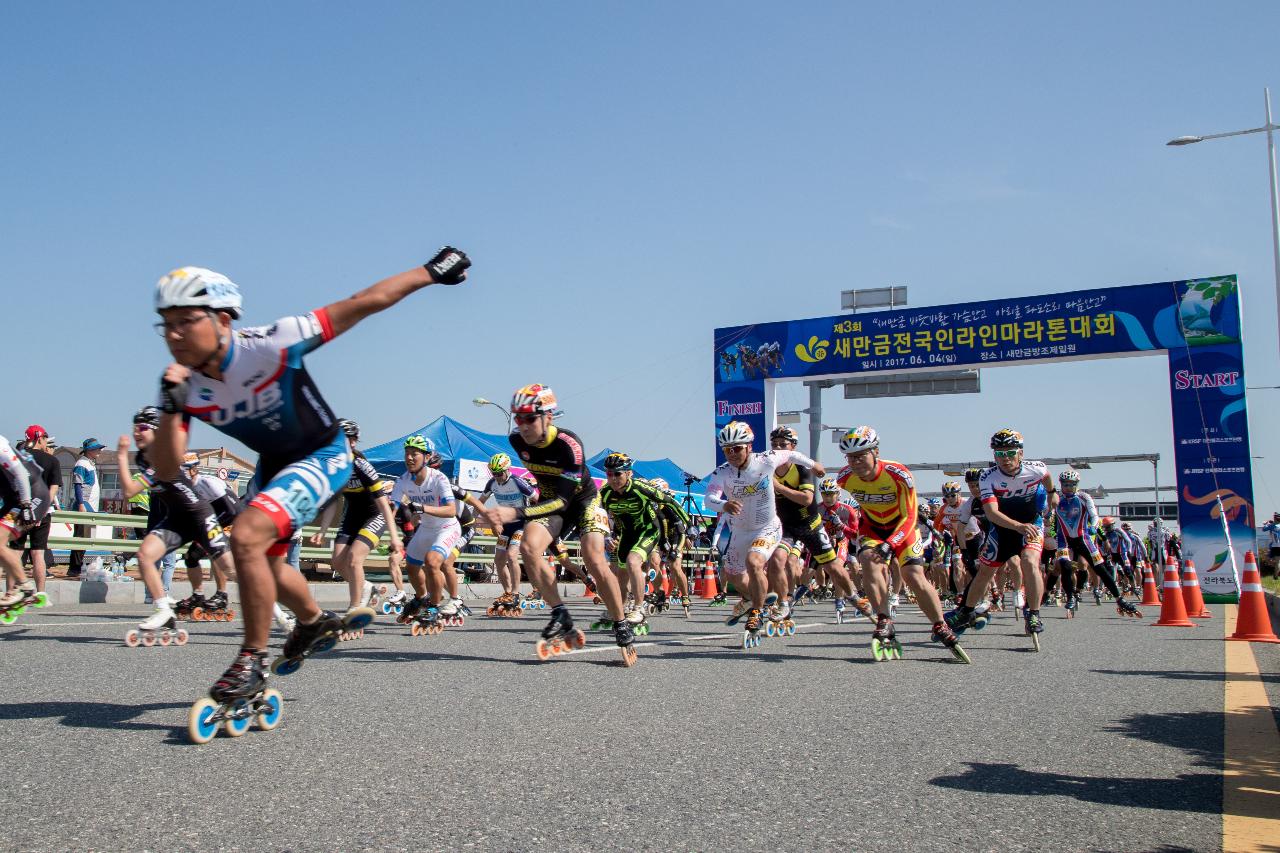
[
  {"left": 513, "top": 414, "right": 541, "bottom": 425},
  {"left": 606, "top": 471, "right": 628, "bottom": 477},
  {"left": 994, "top": 450, "right": 1019, "bottom": 459}
]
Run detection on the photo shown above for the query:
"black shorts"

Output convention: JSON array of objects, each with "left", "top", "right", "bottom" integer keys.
[
  {"left": 782, "top": 521, "right": 837, "bottom": 566},
  {"left": 0, "top": 479, "right": 51, "bottom": 540},
  {"left": 14, "top": 515, "right": 52, "bottom": 551},
  {"left": 335, "top": 511, "right": 387, "bottom": 551},
  {"left": 146, "top": 483, "right": 229, "bottom": 559},
  {"left": 528, "top": 491, "right": 608, "bottom": 541}
]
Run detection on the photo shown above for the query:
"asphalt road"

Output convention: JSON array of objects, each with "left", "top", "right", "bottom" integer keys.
[{"left": 0, "top": 591, "right": 1273, "bottom": 853}]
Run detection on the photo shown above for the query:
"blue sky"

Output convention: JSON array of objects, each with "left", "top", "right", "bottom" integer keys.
[{"left": 5, "top": 2, "right": 1280, "bottom": 518}]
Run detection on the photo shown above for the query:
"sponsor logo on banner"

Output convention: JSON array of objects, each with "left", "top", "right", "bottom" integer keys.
[{"left": 457, "top": 459, "right": 490, "bottom": 492}]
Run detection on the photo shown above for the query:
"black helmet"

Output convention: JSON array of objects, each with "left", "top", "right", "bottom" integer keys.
[
  {"left": 769, "top": 426, "right": 799, "bottom": 445},
  {"left": 133, "top": 406, "right": 161, "bottom": 428},
  {"left": 964, "top": 467, "right": 983, "bottom": 484},
  {"left": 427, "top": 451, "right": 443, "bottom": 469},
  {"left": 604, "top": 452, "right": 633, "bottom": 473},
  {"left": 337, "top": 418, "right": 359, "bottom": 442},
  {"left": 990, "top": 429, "right": 1024, "bottom": 450}
]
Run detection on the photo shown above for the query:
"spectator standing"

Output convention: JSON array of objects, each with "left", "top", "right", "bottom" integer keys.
[
  {"left": 68, "top": 437, "right": 105, "bottom": 578},
  {"left": 12, "top": 425, "right": 61, "bottom": 593}
]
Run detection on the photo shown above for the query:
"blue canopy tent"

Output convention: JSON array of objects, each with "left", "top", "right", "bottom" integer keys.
[{"left": 363, "top": 416, "right": 514, "bottom": 479}]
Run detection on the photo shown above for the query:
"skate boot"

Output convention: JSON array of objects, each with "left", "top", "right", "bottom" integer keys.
[
  {"left": 725, "top": 597, "right": 753, "bottom": 626},
  {"left": 486, "top": 593, "right": 513, "bottom": 617},
  {"left": 1064, "top": 595, "right": 1078, "bottom": 619},
  {"left": 0, "top": 582, "right": 47, "bottom": 624},
  {"left": 930, "top": 620, "right": 972, "bottom": 664},
  {"left": 438, "top": 597, "right": 466, "bottom": 628},
  {"left": 790, "top": 583, "right": 810, "bottom": 606},
  {"left": 273, "top": 604, "right": 296, "bottom": 634},
  {"left": 741, "top": 608, "right": 764, "bottom": 649},
  {"left": 405, "top": 605, "right": 442, "bottom": 637},
  {"left": 125, "top": 598, "right": 188, "bottom": 647},
  {"left": 626, "top": 607, "right": 650, "bottom": 636},
  {"left": 709, "top": 591, "right": 729, "bottom": 607},
  {"left": 536, "top": 604, "right": 585, "bottom": 660},
  {"left": 614, "top": 619, "right": 638, "bottom": 666},
  {"left": 173, "top": 592, "right": 207, "bottom": 621},
  {"left": 589, "top": 609, "right": 615, "bottom": 631},
  {"left": 853, "top": 595, "right": 874, "bottom": 619},
  {"left": 1116, "top": 598, "right": 1142, "bottom": 619},
  {"left": 944, "top": 603, "right": 990, "bottom": 636},
  {"left": 888, "top": 593, "right": 900, "bottom": 616},
  {"left": 870, "top": 615, "right": 902, "bottom": 661},
  {"left": 1093, "top": 586, "right": 1103, "bottom": 606},
  {"left": 381, "top": 588, "right": 408, "bottom": 616},
  {"left": 1024, "top": 610, "right": 1044, "bottom": 652},
  {"left": 679, "top": 594, "right": 692, "bottom": 618},
  {"left": 198, "top": 590, "right": 234, "bottom": 623},
  {"left": 834, "top": 596, "right": 846, "bottom": 624},
  {"left": 270, "top": 610, "right": 346, "bottom": 675},
  {"left": 187, "top": 647, "right": 283, "bottom": 744},
  {"left": 396, "top": 595, "right": 424, "bottom": 624}
]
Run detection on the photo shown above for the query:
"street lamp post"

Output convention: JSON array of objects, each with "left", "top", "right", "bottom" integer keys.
[
  {"left": 1168, "top": 87, "right": 1280, "bottom": 359},
  {"left": 472, "top": 397, "right": 512, "bottom": 431}
]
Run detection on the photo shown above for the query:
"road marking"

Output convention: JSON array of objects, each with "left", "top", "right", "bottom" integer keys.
[
  {"left": 1, "top": 622, "right": 122, "bottom": 629},
  {"left": 558, "top": 621, "right": 826, "bottom": 656},
  {"left": 1222, "top": 604, "right": 1280, "bottom": 853}
]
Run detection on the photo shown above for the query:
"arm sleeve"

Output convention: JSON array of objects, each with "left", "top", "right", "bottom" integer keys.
[{"left": 703, "top": 472, "right": 727, "bottom": 514}]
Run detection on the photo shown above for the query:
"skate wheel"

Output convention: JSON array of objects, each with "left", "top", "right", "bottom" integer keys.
[
  {"left": 765, "top": 622, "right": 776, "bottom": 637},
  {"left": 619, "top": 646, "right": 638, "bottom": 667},
  {"left": 159, "top": 632, "right": 172, "bottom": 647},
  {"left": 32, "top": 592, "right": 49, "bottom": 608},
  {"left": 376, "top": 585, "right": 388, "bottom": 596},
  {"left": 394, "top": 605, "right": 404, "bottom": 615},
  {"left": 225, "top": 610, "right": 236, "bottom": 622},
  {"left": 187, "top": 697, "right": 221, "bottom": 744},
  {"left": 1031, "top": 633, "right": 1041, "bottom": 652},
  {"left": 951, "top": 644, "right": 972, "bottom": 664},
  {"left": 271, "top": 655, "right": 303, "bottom": 676},
  {"left": 256, "top": 688, "right": 284, "bottom": 731},
  {"left": 125, "top": 630, "right": 141, "bottom": 647},
  {"left": 535, "top": 640, "right": 553, "bottom": 661},
  {"left": 191, "top": 608, "right": 205, "bottom": 621},
  {"left": 410, "top": 623, "right": 422, "bottom": 637},
  {"left": 141, "top": 632, "right": 156, "bottom": 647},
  {"left": 175, "top": 629, "right": 189, "bottom": 646},
  {"left": 0, "top": 611, "right": 15, "bottom": 625},
  {"left": 312, "top": 635, "right": 338, "bottom": 655},
  {"left": 570, "top": 629, "right": 587, "bottom": 649},
  {"left": 381, "top": 602, "right": 394, "bottom": 615},
  {"left": 223, "top": 703, "right": 252, "bottom": 737},
  {"left": 344, "top": 606, "right": 376, "bottom": 631}
]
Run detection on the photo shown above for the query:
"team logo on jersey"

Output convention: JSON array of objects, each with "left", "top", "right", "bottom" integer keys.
[
  {"left": 734, "top": 476, "right": 771, "bottom": 497},
  {"left": 325, "top": 453, "right": 348, "bottom": 475}
]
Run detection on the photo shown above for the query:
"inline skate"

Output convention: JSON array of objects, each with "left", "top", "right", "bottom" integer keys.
[
  {"left": 930, "top": 620, "right": 972, "bottom": 664},
  {"left": 614, "top": 619, "right": 638, "bottom": 667},
  {"left": 871, "top": 615, "right": 902, "bottom": 661},
  {"left": 1024, "top": 609, "right": 1044, "bottom": 651},
  {"left": 1115, "top": 598, "right": 1142, "bottom": 618},
  {"left": 188, "top": 649, "right": 282, "bottom": 744},
  {"left": 0, "top": 583, "right": 49, "bottom": 625},
  {"left": 125, "top": 599, "right": 188, "bottom": 647},
  {"left": 741, "top": 608, "right": 763, "bottom": 650},
  {"left": 193, "top": 590, "right": 235, "bottom": 623},
  {"left": 173, "top": 592, "right": 207, "bottom": 621},
  {"left": 535, "top": 604, "right": 586, "bottom": 660},
  {"left": 271, "top": 608, "right": 373, "bottom": 674}
]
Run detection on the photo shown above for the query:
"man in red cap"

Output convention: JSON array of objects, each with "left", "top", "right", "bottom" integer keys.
[{"left": 16, "top": 426, "right": 61, "bottom": 592}]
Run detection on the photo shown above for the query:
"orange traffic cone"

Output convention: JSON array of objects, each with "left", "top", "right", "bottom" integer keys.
[
  {"left": 661, "top": 570, "right": 670, "bottom": 596},
  {"left": 1229, "top": 551, "right": 1280, "bottom": 643},
  {"left": 1153, "top": 561, "right": 1196, "bottom": 627},
  {"left": 699, "top": 559, "right": 719, "bottom": 600},
  {"left": 1179, "top": 557, "right": 1211, "bottom": 619},
  {"left": 1140, "top": 561, "right": 1162, "bottom": 607}
]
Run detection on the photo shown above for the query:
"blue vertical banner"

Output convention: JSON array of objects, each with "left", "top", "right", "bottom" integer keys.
[{"left": 713, "top": 275, "right": 1253, "bottom": 601}]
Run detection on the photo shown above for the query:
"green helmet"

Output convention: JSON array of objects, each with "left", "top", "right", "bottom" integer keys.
[
  {"left": 404, "top": 434, "right": 433, "bottom": 453},
  {"left": 489, "top": 453, "right": 512, "bottom": 474}
]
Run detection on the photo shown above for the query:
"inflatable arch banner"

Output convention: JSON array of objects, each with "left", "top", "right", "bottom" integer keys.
[{"left": 713, "top": 276, "right": 1252, "bottom": 602}]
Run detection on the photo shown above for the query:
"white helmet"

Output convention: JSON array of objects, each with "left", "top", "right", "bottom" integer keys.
[
  {"left": 718, "top": 420, "right": 754, "bottom": 447},
  {"left": 155, "top": 267, "right": 242, "bottom": 319},
  {"left": 839, "top": 425, "right": 879, "bottom": 454}
]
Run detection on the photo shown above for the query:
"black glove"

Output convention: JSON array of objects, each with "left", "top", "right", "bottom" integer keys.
[
  {"left": 19, "top": 500, "right": 37, "bottom": 525},
  {"left": 424, "top": 246, "right": 470, "bottom": 285},
  {"left": 159, "top": 375, "right": 189, "bottom": 414},
  {"left": 872, "top": 542, "right": 893, "bottom": 563}
]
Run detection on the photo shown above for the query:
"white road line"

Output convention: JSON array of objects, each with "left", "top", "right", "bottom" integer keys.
[
  {"left": 1, "top": 621, "right": 123, "bottom": 629},
  {"left": 559, "top": 621, "right": 826, "bottom": 656}
]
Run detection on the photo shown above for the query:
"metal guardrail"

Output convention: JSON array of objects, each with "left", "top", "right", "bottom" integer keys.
[{"left": 43, "top": 510, "right": 716, "bottom": 571}]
